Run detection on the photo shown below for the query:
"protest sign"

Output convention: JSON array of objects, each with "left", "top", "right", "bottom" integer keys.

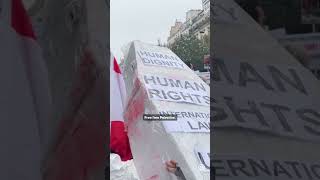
[
  {"left": 159, "top": 108, "right": 210, "bottom": 133},
  {"left": 213, "top": 154, "right": 320, "bottom": 180},
  {"left": 123, "top": 41, "right": 210, "bottom": 180},
  {"left": 143, "top": 74, "right": 210, "bottom": 106},
  {"left": 213, "top": 59, "right": 320, "bottom": 142},
  {"left": 135, "top": 43, "right": 188, "bottom": 70}
]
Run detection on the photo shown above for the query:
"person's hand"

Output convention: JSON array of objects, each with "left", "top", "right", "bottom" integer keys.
[{"left": 165, "top": 160, "right": 178, "bottom": 173}]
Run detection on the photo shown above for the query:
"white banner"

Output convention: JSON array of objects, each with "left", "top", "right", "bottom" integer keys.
[
  {"left": 214, "top": 154, "right": 320, "bottom": 180},
  {"left": 135, "top": 42, "right": 189, "bottom": 70},
  {"left": 143, "top": 74, "right": 210, "bottom": 106},
  {"left": 213, "top": 59, "right": 320, "bottom": 142},
  {"left": 159, "top": 108, "right": 210, "bottom": 133}
]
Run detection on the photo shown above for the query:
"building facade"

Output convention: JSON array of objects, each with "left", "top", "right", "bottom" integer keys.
[
  {"left": 168, "top": 21, "right": 184, "bottom": 45},
  {"left": 167, "top": 1, "right": 210, "bottom": 45},
  {"left": 202, "top": 0, "right": 210, "bottom": 14}
]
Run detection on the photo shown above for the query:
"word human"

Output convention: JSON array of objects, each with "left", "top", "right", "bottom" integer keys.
[
  {"left": 212, "top": 59, "right": 320, "bottom": 141},
  {"left": 213, "top": 59, "right": 308, "bottom": 95},
  {"left": 213, "top": 157, "right": 320, "bottom": 180},
  {"left": 144, "top": 75, "right": 207, "bottom": 91},
  {"left": 137, "top": 50, "right": 185, "bottom": 69},
  {"left": 144, "top": 75, "right": 210, "bottom": 106}
]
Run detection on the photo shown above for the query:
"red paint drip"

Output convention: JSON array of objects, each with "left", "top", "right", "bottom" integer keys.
[{"left": 113, "top": 58, "right": 121, "bottom": 73}]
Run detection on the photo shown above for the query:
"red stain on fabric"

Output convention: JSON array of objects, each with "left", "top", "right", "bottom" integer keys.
[
  {"left": 11, "top": 0, "right": 36, "bottom": 39},
  {"left": 44, "top": 49, "right": 106, "bottom": 180}
]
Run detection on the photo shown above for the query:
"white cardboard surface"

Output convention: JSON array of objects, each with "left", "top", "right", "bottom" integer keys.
[
  {"left": 123, "top": 41, "right": 210, "bottom": 180},
  {"left": 213, "top": 1, "right": 320, "bottom": 180}
]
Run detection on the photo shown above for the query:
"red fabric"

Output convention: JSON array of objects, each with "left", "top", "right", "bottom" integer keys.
[
  {"left": 110, "top": 121, "right": 132, "bottom": 161},
  {"left": 113, "top": 58, "right": 121, "bottom": 74},
  {"left": 110, "top": 55, "right": 132, "bottom": 161},
  {"left": 11, "top": 0, "right": 36, "bottom": 40}
]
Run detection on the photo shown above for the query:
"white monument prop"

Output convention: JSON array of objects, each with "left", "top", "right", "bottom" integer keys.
[{"left": 123, "top": 41, "right": 210, "bottom": 180}]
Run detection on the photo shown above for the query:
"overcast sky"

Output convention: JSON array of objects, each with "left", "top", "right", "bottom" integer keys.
[{"left": 111, "top": 0, "right": 203, "bottom": 59}]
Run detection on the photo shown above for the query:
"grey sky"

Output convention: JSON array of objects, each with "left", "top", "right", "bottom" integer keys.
[{"left": 111, "top": 0, "right": 202, "bottom": 59}]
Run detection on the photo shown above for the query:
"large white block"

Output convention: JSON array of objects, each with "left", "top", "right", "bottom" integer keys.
[{"left": 123, "top": 41, "right": 210, "bottom": 180}]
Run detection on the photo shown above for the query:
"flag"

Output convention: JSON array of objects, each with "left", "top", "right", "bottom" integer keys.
[
  {"left": 110, "top": 54, "right": 133, "bottom": 161},
  {"left": 0, "top": 0, "right": 51, "bottom": 179}
]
